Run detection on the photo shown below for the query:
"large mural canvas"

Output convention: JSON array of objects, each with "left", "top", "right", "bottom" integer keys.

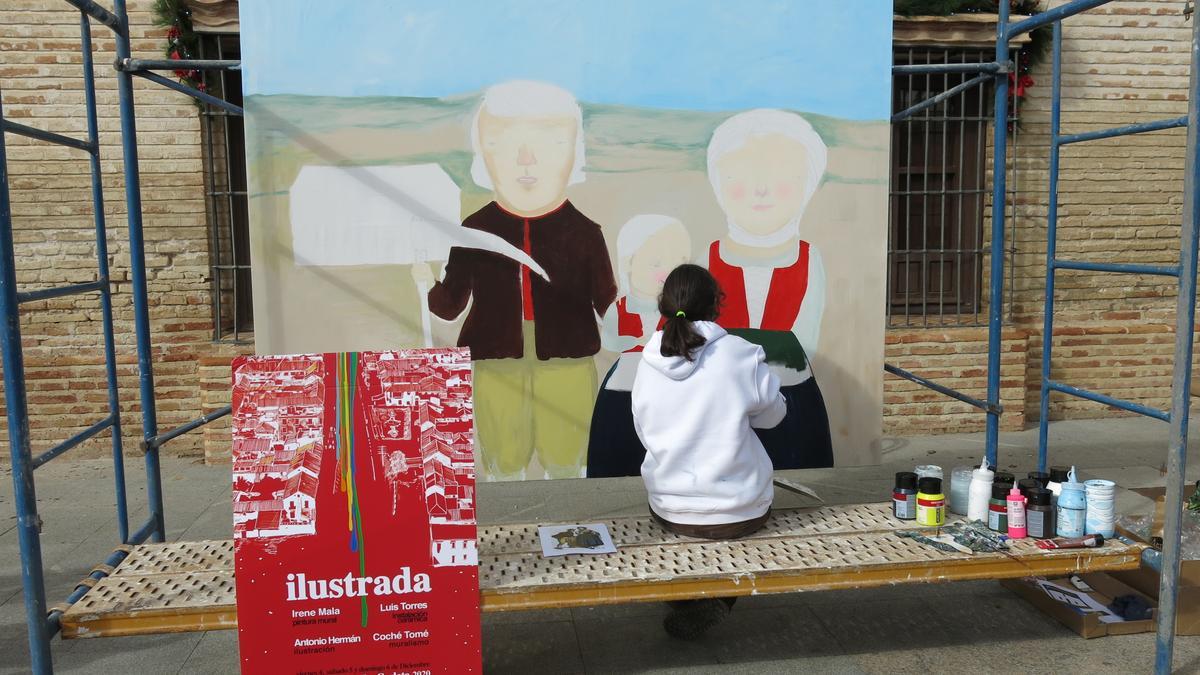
[{"left": 239, "top": 1, "right": 892, "bottom": 479}]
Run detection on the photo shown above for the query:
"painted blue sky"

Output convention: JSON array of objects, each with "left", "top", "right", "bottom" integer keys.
[{"left": 239, "top": 0, "right": 892, "bottom": 120}]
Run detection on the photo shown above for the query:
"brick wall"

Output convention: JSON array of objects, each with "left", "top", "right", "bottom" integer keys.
[
  {"left": 885, "top": 328, "right": 1028, "bottom": 434},
  {"left": 0, "top": 0, "right": 252, "bottom": 462},
  {"left": 2, "top": 1, "right": 1197, "bottom": 465},
  {"left": 884, "top": 0, "right": 1197, "bottom": 433}
]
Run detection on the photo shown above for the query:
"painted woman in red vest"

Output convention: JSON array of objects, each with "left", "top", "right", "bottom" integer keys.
[
  {"left": 588, "top": 215, "right": 691, "bottom": 477},
  {"left": 704, "top": 109, "right": 833, "bottom": 469}
]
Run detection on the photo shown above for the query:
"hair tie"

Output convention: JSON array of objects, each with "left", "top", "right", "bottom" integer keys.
[{"left": 675, "top": 311, "right": 686, "bottom": 318}]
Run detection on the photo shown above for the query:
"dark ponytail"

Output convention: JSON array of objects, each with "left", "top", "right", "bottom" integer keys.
[{"left": 658, "top": 264, "right": 722, "bottom": 361}]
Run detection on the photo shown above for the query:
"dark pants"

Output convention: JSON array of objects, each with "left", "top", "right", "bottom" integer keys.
[
  {"left": 653, "top": 507, "right": 770, "bottom": 622},
  {"left": 650, "top": 508, "right": 771, "bottom": 540}
]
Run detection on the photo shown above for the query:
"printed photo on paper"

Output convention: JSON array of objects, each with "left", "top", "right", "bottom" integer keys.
[{"left": 538, "top": 524, "right": 618, "bottom": 557}]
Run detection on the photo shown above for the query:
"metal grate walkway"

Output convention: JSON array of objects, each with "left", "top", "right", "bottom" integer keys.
[{"left": 60, "top": 503, "right": 1145, "bottom": 638}]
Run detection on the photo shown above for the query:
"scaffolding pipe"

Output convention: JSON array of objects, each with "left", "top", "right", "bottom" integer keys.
[
  {"left": 891, "top": 73, "right": 990, "bottom": 123},
  {"left": 892, "top": 62, "right": 1007, "bottom": 75},
  {"left": 884, "top": 364, "right": 998, "bottom": 414},
  {"left": 112, "top": 0, "right": 166, "bottom": 544},
  {"left": 1, "top": 120, "right": 95, "bottom": 153},
  {"left": 1154, "top": 4, "right": 1200, "bottom": 671},
  {"left": 146, "top": 406, "right": 232, "bottom": 451},
  {"left": 1007, "top": 0, "right": 1111, "bottom": 37},
  {"left": 80, "top": 8, "right": 129, "bottom": 545},
  {"left": 119, "top": 57, "right": 241, "bottom": 72},
  {"left": 1036, "top": 23, "right": 1060, "bottom": 473},
  {"left": 1058, "top": 116, "right": 1188, "bottom": 146},
  {"left": 1045, "top": 380, "right": 1170, "bottom": 422},
  {"left": 0, "top": 92, "right": 54, "bottom": 675},
  {"left": 132, "top": 70, "right": 245, "bottom": 116},
  {"left": 983, "top": 2, "right": 1012, "bottom": 469},
  {"left": 16, "top": 280, "right": 105, "bottom": 304},
  {"left": 61, "top": 0, "right": 123, "bottom": 35},
  {"left": 30, "top": 415, "right": 115, "bottom": 470},
  {"left": 1052, "top": 259, "right": 1179, "bottom": 277}
]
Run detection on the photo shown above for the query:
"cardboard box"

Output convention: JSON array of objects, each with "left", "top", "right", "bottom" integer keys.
[
  {"left": 1110, "top": 564, "right": 1200, "bottom": 636},
  {"left": 1002, "top": 573, "right": 1158, "bottom": 638},
  {"left": 1113, "top": 484, "right": 1200, "bottom": 636}
]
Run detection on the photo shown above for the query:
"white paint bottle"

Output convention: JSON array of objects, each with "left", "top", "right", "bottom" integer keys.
[{"left": 967, "top": 459, "right": 995, "bottom": 523}]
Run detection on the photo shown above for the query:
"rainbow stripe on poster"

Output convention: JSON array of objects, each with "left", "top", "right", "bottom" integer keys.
[{"left": 335, "top": 352, "right": 369, "bottom": 627}]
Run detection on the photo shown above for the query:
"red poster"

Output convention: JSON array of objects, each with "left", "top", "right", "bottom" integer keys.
[{"left": 231, "top": 350, "right": 480, "bottom": 674}]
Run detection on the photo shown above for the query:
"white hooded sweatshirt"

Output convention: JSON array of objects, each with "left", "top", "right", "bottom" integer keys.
[{"left": 632, "top": 321, "right": 786, "bottom": 525}]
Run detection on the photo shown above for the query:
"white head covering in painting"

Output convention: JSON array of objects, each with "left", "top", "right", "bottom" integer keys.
[
  {"left": 616, "top": 214, "right": 683, "bottom": 299},
  {"left": 469, "top": 80, "right": 587, "bottom": 190},
  {"left": 706, "top": 109, "right": 827, "bottom": 248}
]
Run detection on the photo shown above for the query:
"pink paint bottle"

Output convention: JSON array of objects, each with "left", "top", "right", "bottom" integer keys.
[{"left": 1007, "top": 484, "right": 1028, "bottom": 539}]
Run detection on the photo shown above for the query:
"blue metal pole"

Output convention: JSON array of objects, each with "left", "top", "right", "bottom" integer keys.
[
  {"left": 1058, "top": 115, "right": 1187, "bottom": 146},
  {"left": 984, "top": 2, "right": 1011, "bottom": 469},
  {"left": 892, "top": 73, "right": 991, "bottom": 123},
  {"left": 111, "top": 0, "right": 164, "bottom": 543},
  {"left": 1007, "top": 0, "right": 1111, "bottom": 38},
  {"left": 79, "top": 9, "right": 129, "bottom": 545},
  {"left": 132, "top": 70, "right": 244, "bottom": 116},
  {"left": 1154, "top": 8, "right": 1200, "bottom": 673},
  {"left": 0, "top": 91, "right": 54, "bottom": 675},
  {"left": 1037, "top": 22, "right": 1065, "bottom": 474}
]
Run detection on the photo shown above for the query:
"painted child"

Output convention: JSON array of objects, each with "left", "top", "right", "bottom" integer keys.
[{"left": 586, "top": 215, "right": 691, "bottom": 478}]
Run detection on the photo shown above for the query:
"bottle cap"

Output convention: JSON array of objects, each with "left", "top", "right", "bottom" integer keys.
[
  {"left": 1008, "top": 484, "right": 1025, "bottom": 501},
  {"left": 1049, "top": 466, "right": 1070, "bottom": 483},
  {"left": 917, "top": 476, "right": 942, "bottom": 494},
  {"left": 895, "top": 471, "right": 918, "bottom": 491},
  {"left": 1018, "top": 478, "right": 1041, "bottom": 499},
  {"left": 972, "top": 465, "right": 995, "bottom": 481},
  {"left": 1027, "top": 471, "right": 1050, "bottom": 487},
  {"left": 993, "top": 472, "right": 1015, "bottom": 487},
  {"left": 992, "top": 483, "right": 1010, "bottom": 500},
  {"left": 1028, "top": 488, "right": 1052, "bottom": 506}
]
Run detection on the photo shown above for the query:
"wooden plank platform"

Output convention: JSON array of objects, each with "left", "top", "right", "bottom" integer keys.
[{"left": 59, "top": 503, "right": 1145, "bottom": 639}]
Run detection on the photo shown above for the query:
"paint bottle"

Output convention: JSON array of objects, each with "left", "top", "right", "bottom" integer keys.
[
  {"left": 967, "top": 460, "right": 995, "bottom": 523},
  {"left": 1048, "top": 466, "right": 1071, "bottom": 498},
  {"left": 1007, "top": 484, "right": 1028, "bottom": 539},
  {"left": 1028, "top": 471, "right": 1050, "bottom": 490},
  {"left": 893, "top": 471, "right": 918, "bottom": 520},
  {"left": 949, "top": 466, "right": 973, "bottom": 515},
  {"left": 915, "top": 476, "right": 946, "bottom": 527},
  {"left": 1057, "top": 473, "right": 1087, "bottom": 538},
  {"left": 988, "top": 482, "right": 1009, "bottom": 532},
  {"left": 1084, "top": 479, "right": 1116, "bottom": 538},
  {"left": 1018, "top": 478, "right": 1041, "bottom": 502},
  {"left": 1026, "top": 487, "right": 1055, "bottom": 539},
  {"left": 915, "top": 464, "right": 943, "bottom": 481}
]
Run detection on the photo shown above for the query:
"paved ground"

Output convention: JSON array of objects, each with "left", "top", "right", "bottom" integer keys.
[{"left": 3, "top": 417, "right": 1200, "bottom": 674}]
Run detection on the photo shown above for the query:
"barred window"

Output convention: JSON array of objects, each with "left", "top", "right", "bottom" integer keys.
[
  {"left": 199, "top": 33, "right": 252, "bottom": 343},
  {"left": 889, "top": 47, "right": 1001, "bottom": 327}
]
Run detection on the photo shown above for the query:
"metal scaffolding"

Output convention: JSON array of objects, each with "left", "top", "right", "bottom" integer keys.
[{"left": 0, "top": 0, "right": 1194, "bottom": 673}]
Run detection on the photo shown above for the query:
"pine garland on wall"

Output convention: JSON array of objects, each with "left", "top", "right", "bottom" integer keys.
[
  {"left": 895, "top": 0, "right": 1051, "bottom": 109},
  {"left": 151, "top": 0, "right": 204, "bottom": 93}
]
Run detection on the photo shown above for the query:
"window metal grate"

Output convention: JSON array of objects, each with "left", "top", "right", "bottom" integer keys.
[
  {"left": 888, "top": 47, "right": 1013, "bottom": 328},
  {"left": 199, "top": 34, "right": 252, "bottom": 343}
]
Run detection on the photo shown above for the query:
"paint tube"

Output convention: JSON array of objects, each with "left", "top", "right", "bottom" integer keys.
[{"left": 1034, "top": 533, "right": 1105, "bottom": 550}]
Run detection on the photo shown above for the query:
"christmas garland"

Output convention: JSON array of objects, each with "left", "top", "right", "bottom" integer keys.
[
  {"left": 896, "top": 0, "right": 1051, "bottom": 111},
  {"left": 151, "top": 0, "right": 204, "bottom": 93}
]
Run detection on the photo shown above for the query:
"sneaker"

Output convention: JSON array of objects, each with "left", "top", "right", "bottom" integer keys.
[{"left": 663, "top": 598, "right": 734, "bottom": 639}]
